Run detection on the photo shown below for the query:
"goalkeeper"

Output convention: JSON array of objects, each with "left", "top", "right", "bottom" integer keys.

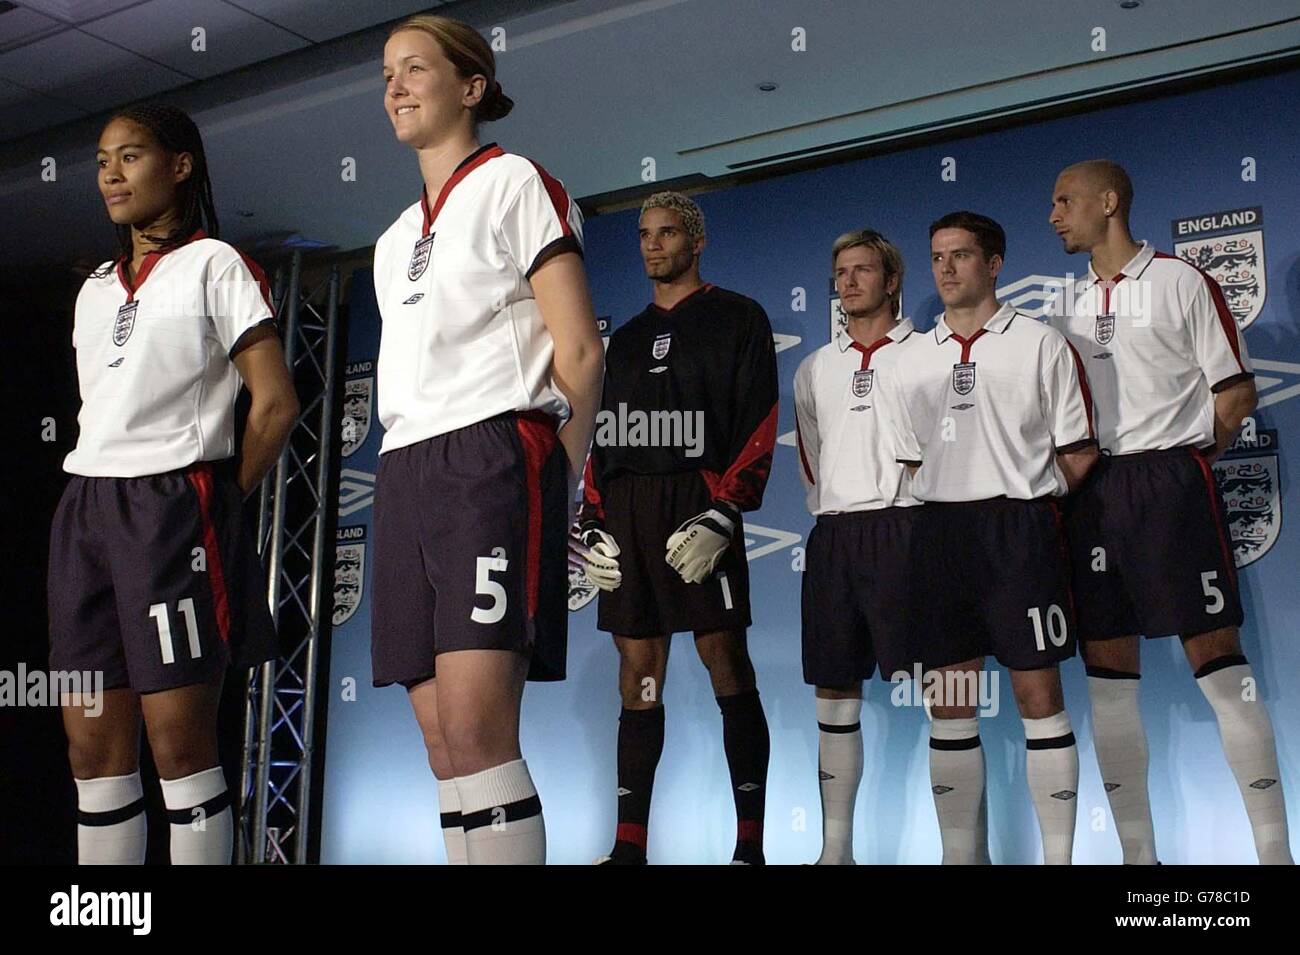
[{"left": 571, "top": 191, "right": 779, "bottom": 865}]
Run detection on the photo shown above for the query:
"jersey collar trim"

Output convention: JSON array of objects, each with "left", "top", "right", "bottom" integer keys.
[
  {"left": 419, "top": 142, "right": 504, "bottom": 236},
  {"left": 888, "top": 316, "right": 915, "bottom": 341},
  {"left": 933, "top": 302, "right": 1016, "bottom": 343},
  {"left": 1084, "top": 240, "right": 1154, "bottom": 288},
  {"left": 835, "top": 316, "right": 914, "bottom": 352},
  {"left": 114, "top": 227, "right": 207, "bottom": 300},
  {"left": 650, "top": 282, "right": 714, "bottom": 314}
]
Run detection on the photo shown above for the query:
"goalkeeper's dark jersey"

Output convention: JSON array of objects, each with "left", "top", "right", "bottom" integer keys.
[{"left": 581, "top": 283, "right": 779, "bottom": 520}]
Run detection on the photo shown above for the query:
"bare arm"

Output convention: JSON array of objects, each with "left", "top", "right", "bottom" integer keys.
[
  {"left": 530, "top": 251, "right": 605, "bottom": 519},
  {"left": 1055, "top": 443, "right": 1099, "bottom": 493},
  {"left": 232, "top": 325, "right": 300, "bottom": 495},
  {"left": 1208, "top": 377, "right": 1257, "bottom": 463}
]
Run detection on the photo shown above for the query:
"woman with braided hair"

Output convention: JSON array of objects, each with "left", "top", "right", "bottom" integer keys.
[
  {"left": 49, "top": 103, "right": 299, "bottom": 864},
  {"left": 370, "top": 14, "right": 603, "bottom": 864}
]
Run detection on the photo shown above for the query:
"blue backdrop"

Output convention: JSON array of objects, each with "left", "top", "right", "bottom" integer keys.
[{"left": 321, "top": 66, "right": 1298, "bottom": 864}]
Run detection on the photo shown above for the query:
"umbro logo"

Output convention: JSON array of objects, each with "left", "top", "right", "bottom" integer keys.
[
  {"left": 817, "top": 771, "right": 834, "bottom": 781},
  {"left": 736, "top": 782, "right": 761, "bottom": 792},
  {"left": 107, "top": 357, "right": 124, "bottom": 367},
  {"left": 1104, "top": 782, "right": 1121, "bottom": 793},
  {"left": 1093, "top": 352, "right": 1113, "bottom": 360},
  {"left": 403, "top": 293, "right": 425, "bottom": 305},
  {"left": 850, "top": 404, "right": 868, "bottom": 412},
  {"left": 649, "top": 365, "right": 667, "bottom": 374},
  {"left": 950, "top": 403, "right": 973, "bottom": 410},
  {"left": 931, "top": 785, "right": 953, "bottom": 796},
  {"left": 1250, "top": 778, "right": 1278, "bottom": 790},
  {"left": 616, "top": 787, "right": 632, "bottom": 796},
  {"left": 1050, "top": 790, "right": 1077, "bottom": 801}
]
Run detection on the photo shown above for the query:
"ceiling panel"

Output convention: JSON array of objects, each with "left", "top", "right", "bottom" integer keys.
[
  {"left": 2, "top": 0, "right": 1298, "bottom": 270},
  {"left": 18, "top": 0, "right": 147, "bottom": 22},
  {"left": 0, "top": 4, "right": 63, "bottom": 49},
  {"left": 82, "top": 0, "right": 308, "bottom": 77},
  {"left": 0, "top": 82, "right": 81, "bottom": 136},
  {"left": 232, "top": 0, "right": 449, "bottom": 43},
  {"left": 0, "top": 26, "right": 189, "bottom": 110}
]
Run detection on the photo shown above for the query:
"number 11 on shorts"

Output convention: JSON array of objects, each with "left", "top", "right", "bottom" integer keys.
[{"left": 150, "top": 598, "right": 202, "bottom": 664}]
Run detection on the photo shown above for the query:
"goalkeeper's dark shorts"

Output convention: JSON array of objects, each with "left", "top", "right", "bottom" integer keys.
[
  {"left": 596, "top": 471, "right": 751, "bottom": 638},
  {"left": 370, "top": 411, "right": 569, "bottom": 687}
]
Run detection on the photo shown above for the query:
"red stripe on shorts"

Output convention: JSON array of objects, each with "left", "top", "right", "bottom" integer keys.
[
  {"left": 1189, "top": 448, "right": 1238, "bottom": 593},
  {"left": 185, "top": 463, "right": 231, "bottom": 644},
  {"left": 514, "top": 412, "right": 558, "bottom": 618}
]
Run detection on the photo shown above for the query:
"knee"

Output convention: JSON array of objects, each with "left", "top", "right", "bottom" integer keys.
[
  {"left": 621, "top": 675, "right": 665, "bottom": 708},
  {"left": 441, "top": 717, "right": 514, "bottom": 772},
  {"left": 1013, "top": 684, "right": 1063, "bottom": 720},
  {"left": 1082, "top": 636, "right": 1140, "bottom": 672},
  {"left": 696, "top": 645, "right": 754, "bottom": 694},
  {"left": 930, "top": 704, "right": 977, "bottom": 721},
  {"left": 420, "top": 728, "right": 454, "bottom": 779},
  {"left": 67, "top": 740, "right": 134, "bottom": 780},
  {"left": 1183, "top": 628, "right": 1242, "bottom": 672},
  {"left": 618, "top": 649, "right": 669, "bottom": 708},
  {"left": 147, "top": 730, "right": 217, "bottom": 780}
]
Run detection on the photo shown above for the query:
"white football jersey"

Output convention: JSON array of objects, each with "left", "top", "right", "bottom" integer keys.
[
  {"left": 878, "top": 303, "right": 1095, "bottom": 501},
  {"left": 1048, "top": 240, "right": 1252, "bottom": 454},
  {"left": 373, "top": 143, "right": 585, "bottom": 454},
  {"left": 794, "top": 319, "right": 920, "bottom": 515},
  {"left": 64, "top": 228, "right": 275, "bottom": 478}
]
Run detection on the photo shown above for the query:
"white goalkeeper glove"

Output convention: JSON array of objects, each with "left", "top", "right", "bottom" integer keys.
[
  {"left": 569, "top": 520, "right": 623, "bottom": 592},
  {"left": 664, "top": 503, "right": 739, "bottom": 584}
]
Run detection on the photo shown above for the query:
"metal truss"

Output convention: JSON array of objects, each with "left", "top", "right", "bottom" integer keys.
[{"left": 238, "top": 252, "right": 340, "bottom": 864}]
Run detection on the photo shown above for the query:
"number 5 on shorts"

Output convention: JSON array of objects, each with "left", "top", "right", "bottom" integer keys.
[
  {"left": 472, "top": 547, "right": 509, "bottom": 625},
  {"left": 1201, "top": 571, "right": 1224, "bottom": 614}
]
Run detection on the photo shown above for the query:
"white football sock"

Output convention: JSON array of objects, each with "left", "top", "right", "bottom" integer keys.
[
  {"left": 457, "top": 759, "right": 546, "bottom": 865},
  {"left": 76, "top": 772, "right": 147, "bottom": 865},
  {"left": 815, "top": 696, "right": 863, "bottom": 865},
  {"left": 929, "top": 717, "right": 989, "bottom": 864},
  {"left": 1024, "top": 710, "right": 1079, "bottom": 865},
  {"left": 1197, "top": 659, "right": 1294, "bottom": 865}
]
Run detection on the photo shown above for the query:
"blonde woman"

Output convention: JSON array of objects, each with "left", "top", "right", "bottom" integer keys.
[{"left": 371, "top": 15, "right": 604, "bottom": 864}]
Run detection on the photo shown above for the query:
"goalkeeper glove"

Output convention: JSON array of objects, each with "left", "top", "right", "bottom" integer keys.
[
  {"left": 569, "top": 520, "right": 623, "bottom": 592},
  {"left": 664, "top": 502, "right": 738, "bottom": 584}
]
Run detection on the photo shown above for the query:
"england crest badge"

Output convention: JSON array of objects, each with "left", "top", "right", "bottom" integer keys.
[
  {"left": 952, "top": 361, "right": 976, "bottom": 396},
  {"left": 652, "top": 333, "right": 671, "bottom": 360},
  {"left": 1213, "top": 425, "right": 1282, "bottom": 568},
  {"left": 333, "top": 527, "right": 367, "bottom": 626},
  {"left": 852, "top": 368, "right": 874, "bottom": 397},
  {"left": 1094, "top": 313, "right": 1115, "bottom": 345},
  {"left": 568, "top": 563, "right": 598, "bottom": 612},
  {"left": 340, "top": 376, "right": 373, "bottom": 458},
  {"left": 113, "top": 301, "right": 138, "bottom": 346},
  {"left": 1172, "top": 207, "right": 1267, "bottom": 330},
  {"left": 408, "top": 233, "right": 434, "bottom": 281}
]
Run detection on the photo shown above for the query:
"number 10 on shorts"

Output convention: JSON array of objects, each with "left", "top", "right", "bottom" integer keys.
[{"left": 1027, "top": 604, "right": 1068, "bottom": 652}]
